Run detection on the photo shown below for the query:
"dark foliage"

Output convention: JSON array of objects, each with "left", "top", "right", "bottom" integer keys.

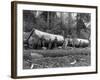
[{"left": 23, "top": 10, "right": 91, "bottom": 39}]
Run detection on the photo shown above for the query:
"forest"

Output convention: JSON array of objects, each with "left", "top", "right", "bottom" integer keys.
[
  {"left": 23, "top": 10, "right": 91, "bottom": 39},
  {"left": 23, "top": 10, "right": 91, "bottom": 69}
]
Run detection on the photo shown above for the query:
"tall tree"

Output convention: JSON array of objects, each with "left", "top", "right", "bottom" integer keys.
[{"left": 76, "top": 13, "right": 91, "bottom": 39}]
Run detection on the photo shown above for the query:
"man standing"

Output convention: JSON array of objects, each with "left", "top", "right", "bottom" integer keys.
[
  {"left": 54, "top": 37, "right": 58, "bottom": 49},
  {"left": 48, "top": 39, "right": 52, "bottom": 49}
]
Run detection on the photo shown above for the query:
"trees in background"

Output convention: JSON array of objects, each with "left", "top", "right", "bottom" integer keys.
[
  {"left": 76, "top": 13, "right": 91, "bottom": 39},
  {"left": 23, "top": 10, "right": 91, "bottom": 40}
]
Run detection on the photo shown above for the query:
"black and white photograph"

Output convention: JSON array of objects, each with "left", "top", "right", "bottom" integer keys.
[
  {"left": 23, "top": 10, "right": 91, "bottom": 69},
  {"left": 11, "top": 1, "right": 97, "bottom": 78}
]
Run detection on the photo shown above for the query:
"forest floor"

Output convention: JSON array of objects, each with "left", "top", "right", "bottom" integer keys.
[{"left": 23, "top": 47, "right": 91, "bottom": 69}]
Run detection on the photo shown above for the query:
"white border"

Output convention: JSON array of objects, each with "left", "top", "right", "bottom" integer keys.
[{"left": 17, "top": 3, "right": 96, "bottom": 76}]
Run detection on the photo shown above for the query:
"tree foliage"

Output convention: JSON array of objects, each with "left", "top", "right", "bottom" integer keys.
[{"left": 23, "top": 10, "right": 91, "bottom": 39}]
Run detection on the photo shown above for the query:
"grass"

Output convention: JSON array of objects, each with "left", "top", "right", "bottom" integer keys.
[
  {"left": 24, "top": 47, "right": 90, "bottom": 57},
  {"left": 23, "top": 47, "right": 91, "bottom": 69}
]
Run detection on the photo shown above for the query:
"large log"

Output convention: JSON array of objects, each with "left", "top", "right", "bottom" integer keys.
[
  {"left": 64, "top": 38, "right": 89, "bottom": 48},
  {"left": 34, "top": 29, "right": 64, "bottom": 41}
]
